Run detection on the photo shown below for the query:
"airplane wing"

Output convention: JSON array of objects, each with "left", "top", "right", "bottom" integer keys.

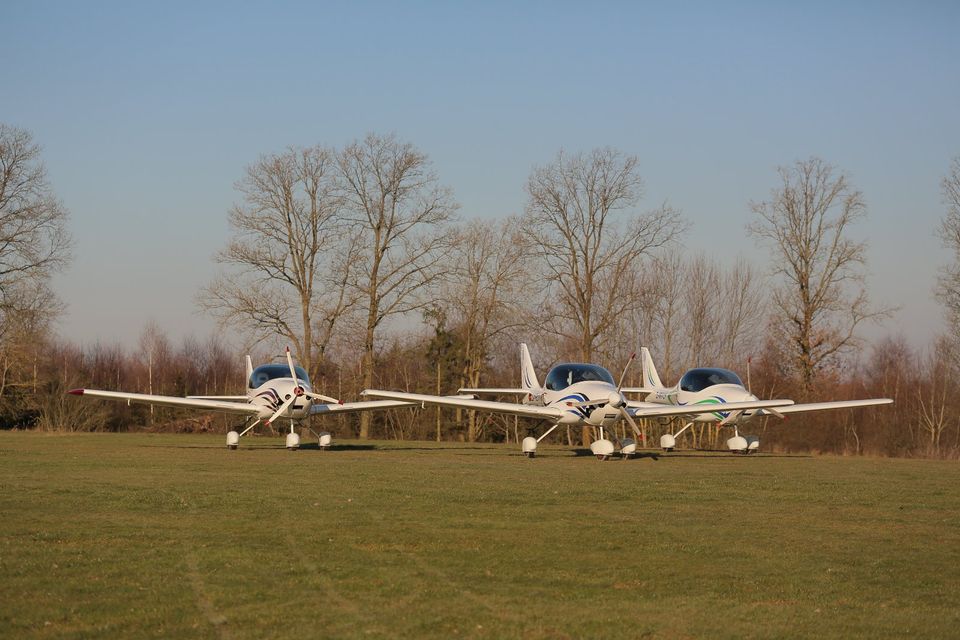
[
  {"left": 626, "top": 399, "right": 795, "bottom": 418},
  {"left": 769, "top": 398, "right": 893, "bottom": 415},
  {"left": 187, "top": 395, "right": 250, "bottom": 402},
  {"left": 362, "top": 390, "right": 564, "bottom": 420},
  {"left": 310, "top": 399, "right": 416, "bottom": 415},
  {"left": 458, "top": 387, "right": 528, "bottom": 395},
  {"left": 620, "top": 387, "right": 656, "bottom": 394},
  {"left": 68, "top": 389, "right": 263, "bottom": 416}
]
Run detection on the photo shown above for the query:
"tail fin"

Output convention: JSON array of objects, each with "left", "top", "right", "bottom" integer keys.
[
  {"left": 641, "top": 347, "right": 663, "bottom": 389},
  {"left": 520, "top": 343, "right": 540, "bottom": 390},
  {"left": 245, "top": 355, "right": 254, "bottom": 387}
]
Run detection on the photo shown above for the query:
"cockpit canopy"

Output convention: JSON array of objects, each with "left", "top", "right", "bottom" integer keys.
[
  {"left": 679, "top": 368, "right": 744, "bottom": 393},
  {"left": 249, "top": 364, "right": 309, "bottom": 389},
  {"left": 544, "top": 363, "right": 616, "bottom": 391}
]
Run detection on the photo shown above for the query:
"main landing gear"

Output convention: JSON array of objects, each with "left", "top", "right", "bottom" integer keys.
[
  {"left": 522, "top": 425, "right": 637, "bottom": 461},
  {"left": 225, "top": 419, "right": 333, "bottom": 451}
]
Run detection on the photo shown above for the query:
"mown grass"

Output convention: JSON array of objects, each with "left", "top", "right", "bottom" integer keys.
[{"left": 1, "top": 431, "right": 958, "bottom": 639}]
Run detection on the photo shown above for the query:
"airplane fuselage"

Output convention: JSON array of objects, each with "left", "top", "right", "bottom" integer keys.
[
  {"left": 537, "top": 380, "right": 626, "bottom": 427},
  {"left": 647, "top": 383, "right": 760, "bottom": 424},
  {"left": 248, "top": 377, "right": 314, "bottom": 421}
]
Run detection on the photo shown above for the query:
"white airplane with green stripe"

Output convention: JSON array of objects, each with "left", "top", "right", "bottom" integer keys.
[{"left": 623, "top": 348, "right": 893, "bottom": 453}]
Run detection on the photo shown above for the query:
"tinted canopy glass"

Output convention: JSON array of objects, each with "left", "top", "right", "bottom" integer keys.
[
  {"left": 679, "top": 368, "right": 743, "bottom": 393},
  {"left": 544, "top": 363, "right": 616, "bottom": 391},
  {"left": 249, "top": 364, "right": 310, "bottom": 389}
]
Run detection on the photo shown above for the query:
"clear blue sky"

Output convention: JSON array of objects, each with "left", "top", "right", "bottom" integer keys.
[{"left": 3, "top": 0, "right": 958, "bottom": 350}]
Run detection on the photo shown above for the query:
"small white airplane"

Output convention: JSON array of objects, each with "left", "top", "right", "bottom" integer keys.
[
  {"left": 362, "top": 344, "right": 796, "bottom": 460},
  {"left": 68, "top": 348, "right": 409, "bottom": 450},
  {"left": 626, "top": 347, "right": 893, "bottom": 453}
]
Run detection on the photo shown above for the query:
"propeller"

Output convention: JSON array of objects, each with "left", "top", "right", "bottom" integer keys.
[
  {"left": 562, "top": 350, "right": 644, "bottom": 442},
  {"left": 285, "top": 348, "right": 305, "bottom": 397},
  {"left": 616, "top": 352, "right": 636, "bottom": 391},
  {"left": 618, "top": 405, "right": 642, "bottom": 439},
  {"left": 265, "top": 394, "right": 297, "bottom": 426},
  {"left": 285, "top": 347, "right": 342, "bottom": 404},
  {"left": 615, "top": 353, "right": 642, "bottom": 440},
  {"left": 303, "top": 391, "right": 342, "bottom": 404},
  {"left": 568, "top": 390, "right": 625, "bottom": 409}
]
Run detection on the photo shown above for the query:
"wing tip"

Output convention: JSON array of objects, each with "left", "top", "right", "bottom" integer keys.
[{"left": 67, "top": 389, "right": 84, "bottom": 396}]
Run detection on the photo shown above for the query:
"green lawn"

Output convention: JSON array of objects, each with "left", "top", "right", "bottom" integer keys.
[{"left": 1, "top": 432, "right": 958, "bottom": 639}]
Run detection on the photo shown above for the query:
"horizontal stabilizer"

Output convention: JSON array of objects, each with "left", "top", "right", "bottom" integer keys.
[{"left": 620, "top": 387, "right": 657, "bottom": 394}]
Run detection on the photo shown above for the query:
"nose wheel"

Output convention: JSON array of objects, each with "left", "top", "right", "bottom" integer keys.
[{"left": 285, "top": 421, "right": 300, "bottom": 450}]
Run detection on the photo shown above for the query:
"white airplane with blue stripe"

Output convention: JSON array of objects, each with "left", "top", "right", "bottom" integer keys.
[
  {"left": 68, "top": 348, "right": 409, "bottom": 451},
  {"left": 624, "top": 348, "right": 893, "bottom": 453},
  {"left": 363, "top": 344, "right": 795, "bottom": 460}
]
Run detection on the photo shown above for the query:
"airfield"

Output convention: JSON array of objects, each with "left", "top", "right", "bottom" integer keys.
[{"left": 2, "top": 432, "right": 958, "bottom": 639}]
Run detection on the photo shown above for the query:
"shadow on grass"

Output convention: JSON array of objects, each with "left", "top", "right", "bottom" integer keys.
[
  {"left": 657, "top": 449, "right": 814, "bottom": 459},
  {"left": 136, "top": 438, "right": 810, "bottom": 460},
  {"left": 569, "top": 448, "right": 662, "bottom": 461},
  {"left": 301, "top": 442, "right": 377, "bottom": 451}
]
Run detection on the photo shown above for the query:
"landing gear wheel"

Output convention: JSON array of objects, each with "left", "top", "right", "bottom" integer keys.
[
  {"left": 521, "top": 436, "right": 538, "bottom": 459},
  {"left": 589, "top": 438, "right": 615, "bottom": 461},
  {"left": 285, "top": 432, "right": 300, "bottom": 450}
]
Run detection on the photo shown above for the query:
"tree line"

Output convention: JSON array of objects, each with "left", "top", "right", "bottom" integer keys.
[{"left": 2, "top": 123, "right": 958, "bottom": 457}]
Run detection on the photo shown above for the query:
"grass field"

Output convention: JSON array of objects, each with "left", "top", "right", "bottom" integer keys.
[{"left": 1, "top": 432, "right": 959, "bottom": 639}]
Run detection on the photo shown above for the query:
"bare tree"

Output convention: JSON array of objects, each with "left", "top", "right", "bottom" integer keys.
[
  {"left": 444, "top": 218, "right": 532, "bottom": 441},
  {"left": 0, "top": 124, "right": 71, "bottom": 306},
  {"left": 916, "top": 337, "right": 956, "bottom": 456},
  {"left": 525, "top": 148, "right": 685, "bottom": 362},
  {"left": 337, "top": 133, "right": 458, "bottom": 439},
  {"left": 748, "top": 157, "right": 890, "bottom": 396},
  {"left": 198, "top": 145, "right": 354, "bottom": 379},
  {"left": 0, "top": 125, "right": 71, "bottom": 419},
  {"left": 936, "top": 157, "right": 960, "bottom": 336},
  {"left": 717, "top": 257, "right": 767, "bottom": 368},
  {"left": 682, "top": 256, "right": 722, "bottom": 367},
  {"left": 644, "top": 253, "right": 685, "bottom": 381}
]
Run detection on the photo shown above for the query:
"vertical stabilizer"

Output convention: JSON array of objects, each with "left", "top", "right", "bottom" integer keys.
[
  {"left": 245, "top": 355, "right": 254, "bottom": 388},
  {"left": 641, "top": 347, "right": 663, "bottom": 390},
  {"left": 520, "top": 343, "right": 540, "bottom": 390}
]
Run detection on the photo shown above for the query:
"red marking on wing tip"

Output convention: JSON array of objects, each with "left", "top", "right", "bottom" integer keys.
[
  {"left": 338, "top": 400, "right": 344, "bottom": 405},
  {"left": 285, "top": 346, "right": 290, "bottom": 353},
  {"left": 67, "top": 389, "right": 84, "bottom": 395}
]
